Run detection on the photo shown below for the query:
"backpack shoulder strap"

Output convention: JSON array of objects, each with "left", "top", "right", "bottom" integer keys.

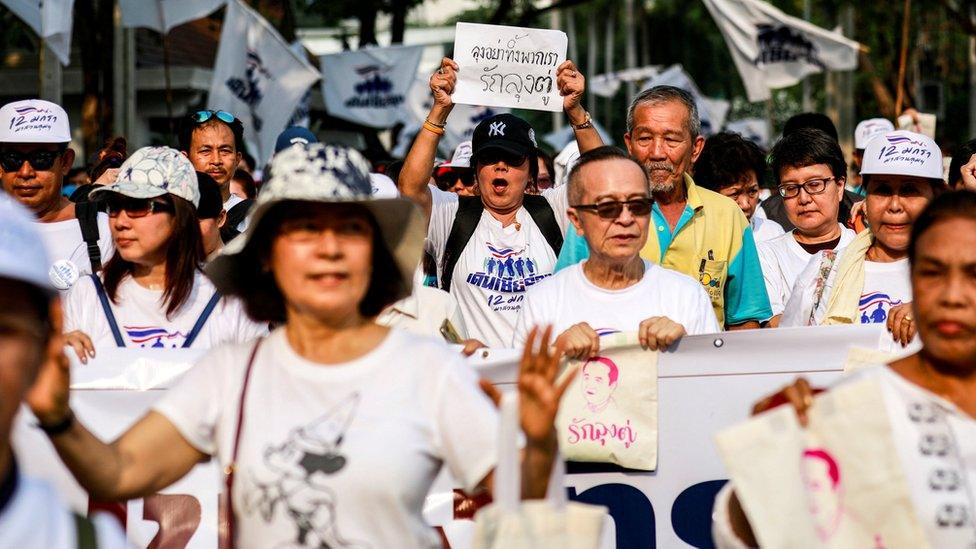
[
  {"left": 440, "top": 196, "right": 485, "bottom": 293},
  {"left": 89, "top": 275, "right": 125, "bottom": 348},
  {"left": 182, "top": 292, "right": 222, "bottom": 348},
  {"left": 75, "top": 202, "right": 102, "bottom": 273},
  {"left": 72, "top": 512, "right": 98, "bottom": 549},
  {"left": 521, "top": 194, "right": 563, "bottom": 255}
]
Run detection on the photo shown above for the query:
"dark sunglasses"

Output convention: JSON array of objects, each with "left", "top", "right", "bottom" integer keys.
[
  {"left": 434, "top": 168, "right": 475, "bottom": 188},
  {"left": 477, "top": 150, "right": 528, "bottom": 167},
  {"left": 573, "top": 198, "right": 653, "bottom": 219},
  {"left": 0, "top": 148, "right": 65, "bottom": 172},
  {"left": 105, "top": 196, "right": 174, "bottom": 218},
  {"left": 191, "top": 110, "right": 237, "bottom": 124}
]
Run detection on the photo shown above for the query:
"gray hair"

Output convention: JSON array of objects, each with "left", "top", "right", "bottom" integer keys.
[{"left": 626, "top": 85, "right": 701, "bottom": 139}]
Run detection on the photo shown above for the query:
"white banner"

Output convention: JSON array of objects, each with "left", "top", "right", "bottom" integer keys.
[
  {"left": 643, "top": 64, "right": 730, "bottom": 136},
  {"left": 702, "top": 0, "right": 860, "bottom": 102},
  {"left": 320, "top": 45, "right": 424, "bottom": 128},
  {"left": 725, "top": 117, "right": 771, "bottom": 148},
  {"left": 452, "top": 22, "right": 567, "bottom": 112},
  {"left": 119, "top": 0, "right": 224, "bottom": 33},
  {"left": 16, "top": 325, "right": 894, "bottom": 548},
  {"left": 207, "top": 0, "right": 320, "bottom": 161},
  {"left": 1, "top": 0, "right": 74, "bottom": 65}
]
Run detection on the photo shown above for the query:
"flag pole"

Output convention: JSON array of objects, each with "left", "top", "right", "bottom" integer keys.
[{"left": 894, "top": 0, "right": 911, "bottom": 116}]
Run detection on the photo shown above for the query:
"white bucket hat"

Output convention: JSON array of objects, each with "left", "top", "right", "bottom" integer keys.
[
  {"left": 861, "top": 130, "right": 943, "bottom": 180},
  {"left": 206, "top": 143, "right": 425, "bottom": 302},
  {"left": 0, "top": 195, "right": 54, "bottom": 295},
  {"left": 854, "top": 118, "right": 894, "bottom": 150},
  {"left": 0, "top": 99, "right": 71, "bottom": 144},
  {"left": 90, "top": 146, "right": 200, "bottom": 207}
]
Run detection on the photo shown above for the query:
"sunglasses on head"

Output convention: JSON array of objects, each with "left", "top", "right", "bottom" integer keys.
[
  {"left": 573, "top": 198, "right": 653, "bottom": 219},
  {"left": 105, "top": 196, "right": 174, "bottom": 218},
  {"left": 191, "top": 110, "right": 237, "bottom": 124},
  {"left": 477, "top": 149, "right": 528, "bottom": 168},
  {"left": 434, "top": 168, "right": 475, "bottom": 188},
  {"left": 0, "top": 148, "right": 65, "bottom": 172}
]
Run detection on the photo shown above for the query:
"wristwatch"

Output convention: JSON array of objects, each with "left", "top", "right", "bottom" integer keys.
[{"left": 571, "top": 110, "right": 593, "bottom": 130}]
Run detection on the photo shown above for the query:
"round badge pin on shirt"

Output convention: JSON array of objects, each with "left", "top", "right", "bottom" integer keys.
[{"left": 49, "top": 259, "right": 80, "bottom": 290}]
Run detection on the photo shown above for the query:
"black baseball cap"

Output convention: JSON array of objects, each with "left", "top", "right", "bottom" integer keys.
[{"left": 471, "top": 114, "right": 538, "bottom": 163}]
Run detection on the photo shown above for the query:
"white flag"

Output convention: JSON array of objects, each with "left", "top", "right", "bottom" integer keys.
[
  {"left": 644, "top": 64, "right": 729, "bottom": 135},
  {"left": 320, "top": 45, "right": 424, "bottom": 128},
  {"left": 703, "top": 0, "right": 860, "bottom": 102},
  {"left": 207, "top": 0, "right": 320, "bottom": 161},
  {"left": 119, "top": 0, "right": 224, "bottom": 33},
  {"left": 725, "top": 118, "right": 771, "bottom": 148},
  {"left": 1, "top": 0, "right": 74, "bottom": 65}
]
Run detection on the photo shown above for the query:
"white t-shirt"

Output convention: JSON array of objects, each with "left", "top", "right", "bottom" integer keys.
[
  {"left": 376, "top": 284, "right": 467, "bottom": 340},
  {"left": 153, "top": 328, "right": 498, "bottom": 549},
  {"left": 712, "top": 365, "right": 976, "bottom": 549},
  {"left": 750, "top": 215, "right": 785, "bottom": 244},
  {"left": 0, "top": 472, "right": 127, "bottom": 548},
  {"left": 758, "top": 226, "right": 856, "bottom": 316},
  {"left": 512, "top": 260, "right": 720, "bottom": 348},
  {"left": 427, "top": 186, "right": 570, "bottom": 347},
  {"left": 37, "top": 213, "right": 114, "bottom": 291},
  {"left": 63, "top": 270, "right": 267, "bottom": 350}
]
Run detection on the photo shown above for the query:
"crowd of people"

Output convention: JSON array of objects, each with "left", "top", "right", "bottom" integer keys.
[{"left": 0, "top": 51, "right": 973, "bottom": 548}]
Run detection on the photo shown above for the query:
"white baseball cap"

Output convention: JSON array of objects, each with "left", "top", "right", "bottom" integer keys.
[
  {"left": 854, "top": 118, "right": 894, "bottom": 150},
  {"left": 861, "top": 130, "right": 943, "bottom": 180},
  {"left": 0, "top": 195, "right": 54, "bottom": 295},
  {"left": 441, "top": 141, "right": 473, "bottom": 169},
  {"left": 91, "top": 146, "right": 200, "bottom": 208},
  {"left": 369, "top": 172, "right": 399, "bottom": 198},
  {"left": 0, "top": 99, "right": 71, "bottom": 144}
]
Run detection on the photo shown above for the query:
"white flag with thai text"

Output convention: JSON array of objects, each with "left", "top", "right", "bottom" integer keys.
[
  {"left": 119, "top": 0, "right": 225, "bottom": 33},
  {"left": 703, "top": 0, "right": 860, "bottom": 102},
  {"left": 320, "top": 45, "right": 424, "bottom": 128},
  {"left": 1, "top": 0, "right": 74, "bottom": 65},
  {"left": 207, "top": 0, "right": 320, "bottom": 161}
]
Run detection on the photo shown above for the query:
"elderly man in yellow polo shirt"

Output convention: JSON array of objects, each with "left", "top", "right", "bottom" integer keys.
[{"left": 555, "top": 86, "right": 772, "bottom": 329}]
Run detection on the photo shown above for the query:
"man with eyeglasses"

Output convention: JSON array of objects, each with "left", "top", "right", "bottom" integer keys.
[
  {"left": 555, "top": 86, "right": 772, "bottom": 330},
  {"left": 757, "top": 128, "right": 857, "bottom": 327},
  {"left": 0, "top": 99, "right": 114, "bottom": 292},
  {"left": 513, "top": 146, "right": 719, "bottom": 355},
  {"left": 178, "top": 110, "right": 251, "bottom": 239}
]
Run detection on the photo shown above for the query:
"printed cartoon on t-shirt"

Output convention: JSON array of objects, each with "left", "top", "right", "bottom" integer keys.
[
  {"left": 858, "top": 292, "right": 903, "bottom": 325},
  {"left": 243, "top": 393, "right": 366, "bottom": 548},
  {"left": 464, "top": 242, "right": 550, "bottom": 313}
]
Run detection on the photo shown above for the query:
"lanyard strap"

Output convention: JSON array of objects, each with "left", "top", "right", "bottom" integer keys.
[
  {"left": 89, "top": 275, "right": 125, "bottom": 348},
  {"left": 182, "top": 292, "right": 221, "bottom": 348},
  {"left": 224, "top": 338, "right": 263, "bottom": 549}
]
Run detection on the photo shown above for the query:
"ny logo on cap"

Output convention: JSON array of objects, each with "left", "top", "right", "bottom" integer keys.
[{"left": 488, "top": 121, "right": 506, "bottom": 137}]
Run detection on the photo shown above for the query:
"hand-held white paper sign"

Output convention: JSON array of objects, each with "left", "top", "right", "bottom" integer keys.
[{"left": 453, "top": 22, "right": 568, "bottom": 113}]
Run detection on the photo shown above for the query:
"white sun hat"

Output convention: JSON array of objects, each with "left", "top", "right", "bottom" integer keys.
[
  {"left": 0, "top": 195, "right": 54, "bottom": 295},
  {"left": 854, "top": 118, "right": 895, "bottom": 150},
  {"left": 0, "top": 99, "right": 71, "bottom": 144},
  {"left": 206, "top": 143, "right": 425, "bottom": 302},
  {"left": 861, "top": 130, "right": 943, "bottom": 180}
]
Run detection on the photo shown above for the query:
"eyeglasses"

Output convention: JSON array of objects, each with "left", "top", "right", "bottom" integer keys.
[
  {"left": 478, "top": 150, "right": 528, "bottom": 167},
  {"left": 434, "top": 168, "right": 475, "bottom": 188},
  {"left": 572, "top": 198, "right": 653, "bottom": 219},
  {"left": 190, "top": 110, "right": 237, "bottom": 124},
  {"left": 778, "top": 177, "right": 836, "bottom": 199},
  {"left": 105, "top": 196, "right": 174, "bottom": 218},
  {"left": 0, "top": 148, "right": 65, "bottom": 172}
]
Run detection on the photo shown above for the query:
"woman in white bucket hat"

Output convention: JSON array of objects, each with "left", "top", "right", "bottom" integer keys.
[
  {"left": 60, "top": 146, "right": 266, "bottom": 359},
  {"left": 781, "top": 130, "right": 946, "bottom": 350},
  {"left": 28, "top": 143, "right": 574, "bottom": 548}
]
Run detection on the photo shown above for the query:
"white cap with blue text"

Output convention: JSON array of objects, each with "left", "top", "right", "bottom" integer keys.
[
  {"left": 861, "top": 130, "right": 943, "bottom": 180},
  {"left": 854, "top": 118, "right": 895, "bottom": 150},
  {"left": 0, "top": 195, "right": 54, "bottom": 295},
  {"left": 0, "top": 99, "right": 71, "bottom": 144}
]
